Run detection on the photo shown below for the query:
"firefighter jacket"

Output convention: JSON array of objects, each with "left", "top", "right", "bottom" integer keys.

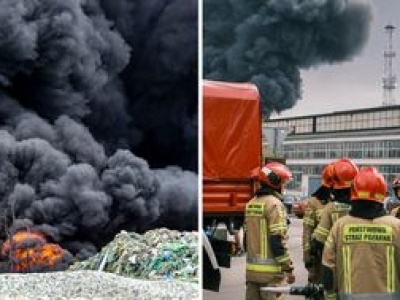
[
  {"left": 390, "top": 206, "right": 400, "bottom": 218},
  {"left": 322, "top": 215, "right": 400, "bottom": 299},
  {"left": 245, "top": 194, "right": 293, "bottom": 283},
  {"left": 313, "top": 201, "right": 351, "bottom": 244},
  {"left": 303, "top": 197, "right": 326, "bottom": 262}
]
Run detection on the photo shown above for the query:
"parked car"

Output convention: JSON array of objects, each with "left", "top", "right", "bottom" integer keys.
[
  {"left": 292, "top": 197, "right": 308, "bottom": 219},
  {"left": 283, "top": 194, "right": 300, "bottom": 214}
]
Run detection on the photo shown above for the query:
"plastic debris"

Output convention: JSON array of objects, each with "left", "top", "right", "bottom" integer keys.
[{"left": 69, "top": 228, "right": 198, "bottom": 283}]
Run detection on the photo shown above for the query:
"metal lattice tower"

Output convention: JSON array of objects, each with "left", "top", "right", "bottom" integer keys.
[{"left": 383, "top": 24, "right": 396, "bottom": 106}]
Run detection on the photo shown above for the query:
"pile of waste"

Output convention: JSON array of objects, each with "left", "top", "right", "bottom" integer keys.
[{"left": 69, "top": 228, "right": 198, "bottom": 283}]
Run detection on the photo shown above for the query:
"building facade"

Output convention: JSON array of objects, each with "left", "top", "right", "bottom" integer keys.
[{"left": 266, "top": 105, "right": 400, "bottom": 195}]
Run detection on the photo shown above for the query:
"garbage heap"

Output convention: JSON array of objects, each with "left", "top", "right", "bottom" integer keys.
[{"left": 69, "top": 228, "right": 198, "bottom": 283}]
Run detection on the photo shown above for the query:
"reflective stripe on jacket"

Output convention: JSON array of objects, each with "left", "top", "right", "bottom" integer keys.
[
  {"left": 303, "top": 197, "right": 326, "bottom": 261},
  {"left": 323, "top": 215, "right": 400, "bottom": 299},
  {"left": 314, "top": 201, "right": 351, "bottom": 243},
  {"left": 245, "top": 194, "right": 291, "bottom": 283}
]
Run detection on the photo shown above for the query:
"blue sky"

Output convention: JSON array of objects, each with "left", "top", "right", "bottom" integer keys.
[{"left": 275, "top": 0, "right": 400, "bottom": 118}]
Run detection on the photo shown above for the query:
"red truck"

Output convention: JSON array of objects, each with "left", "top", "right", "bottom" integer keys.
[{"left": 202, "top": 80, "right": 262, "bottom": 291}]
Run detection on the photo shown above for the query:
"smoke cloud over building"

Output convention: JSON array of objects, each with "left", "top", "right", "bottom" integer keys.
[
  {"left": 0, "top": 0, "right": 197, "bottom": 260},
  {"left": 204, "top": 0, "right": 372, "bottom": 114}
]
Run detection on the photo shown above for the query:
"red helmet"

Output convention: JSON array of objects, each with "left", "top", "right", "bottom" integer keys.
[
  {"left": 332, "top": 158, "right": 359, "bottom": 189},
  {"left": 252, "top": 161, "right": 292, "bottom": 189},
  {"left": 321, "top": 162, "right": 335, "bottom": 188},
  {"left": 351, "top": 167, "right": 387, "bottom": 203}
]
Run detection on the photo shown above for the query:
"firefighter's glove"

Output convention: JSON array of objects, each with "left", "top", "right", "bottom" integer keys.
[
  {"left": 304, "top": 257, "right": 314, "bottom": 270},
  {"left": 285, "top": 272, "right": 296, "bottom": 284},
  {"left": 310, "top": 239, "right": 323, "bottom": 259}
]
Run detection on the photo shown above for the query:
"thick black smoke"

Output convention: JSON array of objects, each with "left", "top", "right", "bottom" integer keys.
[
  {"left": 0, "top": 0, "right": 197, "bottom": 261},
  {"left": 98, "top": 0, "right": 198, "bottom": 169},
  {"left": 204, "top": 0, "right": 372, "bottom": 114}
]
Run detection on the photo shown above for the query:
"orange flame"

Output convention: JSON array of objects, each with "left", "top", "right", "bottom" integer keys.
[{"left": 1, "top": 231, "right": 65, "bottom": 272}]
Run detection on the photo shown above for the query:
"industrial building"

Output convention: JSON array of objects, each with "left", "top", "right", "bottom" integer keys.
[{"left": 265, "top": 105, "right": 400, "bottom": 195}]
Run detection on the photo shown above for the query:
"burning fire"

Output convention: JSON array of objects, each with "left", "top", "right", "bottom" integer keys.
[{"left": 1, "top": 231, "right": 68, "bottom": 272}]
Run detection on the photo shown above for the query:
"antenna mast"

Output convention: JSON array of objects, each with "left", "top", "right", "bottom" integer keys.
[{"left": 383, "top": 24, "right": 396, "bottom": 106}]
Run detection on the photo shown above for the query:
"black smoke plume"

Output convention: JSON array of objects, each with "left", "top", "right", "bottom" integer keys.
[
  {"left": 0, "top": 0, "right": 197, "bottom": 264},
  {"left": 204, "top": 0, "right": 372, "bottom": 114}
]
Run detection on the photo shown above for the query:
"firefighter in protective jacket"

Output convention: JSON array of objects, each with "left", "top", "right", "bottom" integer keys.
[
  {"left": 322, "top": 167, "right": 400, "bottom": 299},
  {"left": 312, "top": 158, "right": 359, "bottom": 251},
  {"left": 389, "top": 175, "right": 400, "bottom": 218},
  {"left": 303, "top": 162, "right": 334, "bottom": 284},
  {"left": 245, "top": 161, "right": 295, "bottom": 300}
]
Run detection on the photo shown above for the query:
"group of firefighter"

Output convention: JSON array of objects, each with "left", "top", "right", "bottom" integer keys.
[{"left": 244, "top": 158, "right": 400, "bottom": 300}]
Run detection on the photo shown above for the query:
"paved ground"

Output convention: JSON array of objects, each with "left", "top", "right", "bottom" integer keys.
[{"left": 203, "top": 217, "right": 308, "bottom": 299}]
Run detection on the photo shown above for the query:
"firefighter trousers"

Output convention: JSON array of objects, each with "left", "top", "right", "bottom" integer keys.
[{"left": 307, "top": 261, "right": 323, "bottom": 284}]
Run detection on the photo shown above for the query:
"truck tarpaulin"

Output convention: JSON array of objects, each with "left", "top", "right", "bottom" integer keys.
[{"left": 203, "top": 80, "right": 261, "bottom": 179}]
